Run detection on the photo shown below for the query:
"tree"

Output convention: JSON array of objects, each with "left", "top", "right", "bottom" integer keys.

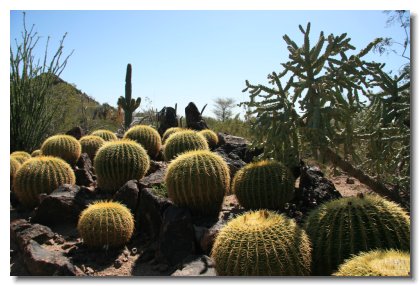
[
  {"left": 10, "top": 12, "right": 73, "bottom": 152},
  {"left": 213, "top": 97, "right": 236, "bottom": 122}
]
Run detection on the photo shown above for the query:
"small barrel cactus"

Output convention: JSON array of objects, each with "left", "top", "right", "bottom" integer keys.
[
  {"left": 10, "top": 157, "right": 21, "bottom": 189},
  {"left": 31, "top": 149, "right": 42, "bottom": 157},
  {"left": 13, "top": 156, "right": 76, "bottom": 208},
  {"left": 77, "top": 201, "right": 134, "bottom": 248},
  {"left": 123, "top": 125, "right": 162, "bottom": 158},
  {"left": 79, "top": 135, "right": 105, "bottom": 160},
  {"left": 165, "top": 150, "right": 230, "bottom": 216},
  {"left": 333, "top": 249, "right": 410, "bottom": 277},
  {"left": 11, "top": 151, "right": 31, "bottom": 164},
  {"left": 305, "top": 194, "right": 410, "bottom": 275},
  {"left": 211, "top": 210, "right": 312, "bottom": 276},
  {"left": 94, "top": 140, "right": 150, "bottom": 193},
  {"left": 163, "top": 130, "right": 209, "bottom": 161},
  {"left": 41, "top": 134, "right": 81, "bottom": 165},
  {"left": 199, "top": 129, "right": 219, "bottom": 149},
  {"left": 91, "top": 129, "right": 118, "bottom": 141},
  {"left": 162, "top": 127, "right": 185, "bottom": 143},
  {"left": 232, "top": 160, "right": 295, "bottom": 210}
]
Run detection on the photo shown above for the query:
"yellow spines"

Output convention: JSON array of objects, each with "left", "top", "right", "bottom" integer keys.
[
  {"left": 10, "top": 157, "right": 21, "bottom": 188},
  {"left": 198, "top": 129, "right": 219, "bottom": 149},
  {"left": 163, "top": 130, "right": 209, "bottom": 162},
  {"left": 79, "top": 135, "right": 105, "bottom": 160},
  {"left": 123, "top": 125, "right": 162, "bottom": 158},
  {"left": 31, "top": 149, "right": 42, "bottom": 157},
  {"left": 162, "top": 127, "right": 185, "bottom": 144},
  {"left": 11, "top": 151, "right": 31, "bottom": 164},
  {"left": 91, "top": 129, "right": 118, "bottom": 141},
  {"left": 41, "top": 134, "right": 82, "bottom": 165}
]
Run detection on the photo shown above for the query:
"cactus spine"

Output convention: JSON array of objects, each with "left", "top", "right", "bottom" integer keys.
[
  {"left": 11, "top": 151, "right": 31, "bottom": 164},
  {"left": 211, "top": 210, "right": 312, "bottom": 276},
  {"left": 123, "top": 125, "right": 162, "bottom": 158},
  {"left": 199, "top": 129, "right": 219, "bottom": 149},
  {"left": 10, "top": 157, "right": 21, "bottom": 189},
  {"left": 77, "top": 201, "right": 134, "bottom": 248},
  {"left": 163, "top": 130, "right": 209, "bottom": 161},
  {"left": 165, "top": 150, "right": 230, "bottom": 216},
  {"left": 40, "top": 134, "right": 81, "bottom": 165},
  {"left": 305, "top": 195, "right": 410, "bottom": 275},
  {"left": 117, "top": 64, "right": 141, "bottom": 129},
  {"left": 13, "top": 156, "right": 76, "bottom": 208},
  {"left": 91, "top": 129, "right": 118, "bottom": 141},
  {"left": 333, "top": 249, "right": 410, "bottom": 277},
  {"left": 94, "top": 140, "right": 150, "bottom": 193},
  {"left": 162, "top": 127, "right": 184, "bottom": 144},
  {"left": 31, "top": 149, "right": 42, "bottom": 157},
  {"left": 232, "top": 160, "right": 295, "bottom": 210},
  {"left": 79, "top": 135, "right": 105, "bottom": 160}
]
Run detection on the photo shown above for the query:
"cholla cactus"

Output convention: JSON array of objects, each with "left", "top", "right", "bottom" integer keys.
[
  {"left": 41, "top": 134, "right": 81, "bottom": 165},
  {"left": 123, "top": 125, "right": 162, "bottom": 158},
  {"left": 163, "top": 130, "right": 209, "bottom": 161}
]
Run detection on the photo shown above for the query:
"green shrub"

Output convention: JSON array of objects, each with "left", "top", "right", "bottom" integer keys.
[
  {"left": 40, "top": 134, "right": 81, "bottom": 165},
  {"left": 163, "top": 130, "right": 209, "bottom": 161},
  {"left": 211, "top": 210, "right": 312, "bottom": 276},
  {"left": 79, "top": 135, "right": 105, "bottom": 160},
  {"left": 123, "top": 125, "right": 162, "bottom": 158}
]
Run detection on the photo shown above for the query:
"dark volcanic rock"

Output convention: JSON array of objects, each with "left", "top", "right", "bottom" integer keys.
[
  {"left": 214, "top": 149, "right": 246, "bottom": 179},
  {"left": 12, "top": 221, "right": 55, "bottom": 251},
  {"left": 65, "top": 126, "right": 85, "bottom": 140},
  {"left": 113, "top": 180, "right": 139, "bottom": 215},
  {"left": 185, "top": 102, "right": 208, "bottom": 131},
  {"left": 157, "top": 106, "right": 178, "bottom": 137},
  {"left": 74, "top": 153, "right": 95, "bottom": 186},
  {"left": 75, "top": 153, "right": 93, "bottom": 171},
  {"left": 140, "top": 164, "right": 167, "bottom": 187},
  {"left": 146, "top": 160, "right": 167, "bottom": 176},
  {"left": 157, "top": 206, "right": 196, "bottom": 265},
  {"left": 171, "top": 255, "right": 216, "bottom": 276}
]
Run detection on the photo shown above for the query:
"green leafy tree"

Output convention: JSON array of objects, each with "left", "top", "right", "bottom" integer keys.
[{"left": 213, "top": 97, "right": 236, "bottom": 122}]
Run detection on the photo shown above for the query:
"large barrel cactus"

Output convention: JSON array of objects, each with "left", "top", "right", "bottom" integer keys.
[
  {"left": 163, "top": 130, "right": 209, "bottom": 161},
  {"left": 165, "top": 150, "right": 230, "bottom": 216},
  {"left": 123, "top": 125, "right": 162, "bottom": 158},
  {"left": 162, "top": 127, "right": 185, "bottom": 143},
  {"left": 91, "top": 129, "right": 118, "bottom": 141},
  {"left": 79, "top": 135, "right": 105, "bottom": 160},
  {"left": 211, "top": 210, "right": 312, "bottom": 276},
  {"left": 10, "top": 157, "right": 21, "bottom": 189},
  {"left": 305, "top": 194, "right": 410, "bottom": 275},
  {"left": 333, "top": 249, "right": 410, "bottom": 277},
  {"left": 13, "top": 156, "right": 76, "bottom": 208},
  {"left": 77, "top": 201, "right": 134, "bottom": 248},
  {"left": 11, "top": 151, "right": 31, "bottom": 164},
  {"left": 232, "top": 160, "right": 295, "bottom": 210},
  {"left": 199, "top": 129, "right": 219, "bottom": 149},
  {"left": 94, "top": 140, "right": 150, "bottom": 193},
  {"left": 41, "top": 134, "right": 81, "bottom": 165}
]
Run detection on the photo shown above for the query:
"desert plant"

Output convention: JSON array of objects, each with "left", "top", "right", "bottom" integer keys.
[
  {"left": 94, "top": 140, "right": 150, "bottom": 193},
  {"left": 117, "top": 64, "right": 141, "bottom": 129},
  {"left": 163, "top": 130, "right": 209, "bottom": 161},
  {"left": 333, "top": 249, "right": 410, "bottom": 277},
  {"left": 211, "top": 210, "right": 312, "bottom": 276},
  {"left": 199, "top": 129, "right": 219, "bottom": 149},
  {"left": 11, "top": 151, "right": 31, "bottom": 164},
  {"left": 165, "top": 150, "right": 230, "bottom": 216},
  {"left": 123, "top": 125, "right": 162, "bottom": 158},
  {"left": 77, "top": 201, "right": 134, "bottom": 248},
  {"left": 91, "top": 129, "right": 118, "bottom": 141},
  {"left": 79, "top": 135, "right": 105, "bottom": 160},
  {"left": 305, "top": 194, "right": 410, "bottom": 275},
  {"left": 13, "top": 156, "right": 75, "bottom": 208},
  {"left": 40, "top": 134, "right": 81, "bottom": 165},
  {"left": 10, "top": 157, "right": 21, "bottom": 189},
  {"left": 31, "top": 149, "right": 42, "bottom": 157},
  {"left": 162, "top": 127, "right": 185, "bottom": 143},
  {"left": 232, "top": 160, "right": 295, "bottom": 210}
]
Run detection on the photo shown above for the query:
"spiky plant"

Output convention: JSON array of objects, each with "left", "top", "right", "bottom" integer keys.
[
  {"left": 211, "top": 210, "right": 312, "bottom": 276},
  {"left": 165, "top": 150, "right": 230, "bottom": 216},
  {"left": 162, "top": 127, "right": 185, "bottom": 143},
  {"left": 40, "top": 134, "right": 81, "bottom": 165},
  {"left": 10, "top": 157, "right": 21, "bottom": 189},
  {"left": 77, "top": 201, "right": 134, "bottom": 248},
  {"left": 94, "top": 140, "right": 150, "bottom": 193},
  {"left": 232, "top": 160, "right": 295, "bottom": 210},
  {"left": 91, "top": 129, "right": 118, "bottom": 141},
  {"left": 31, "top": 149, "right": 42, "bottom": 157},
  {"left": 123, "top": 125, "right": 162, "bottom": 158},
  {"left": 11, "top": 151, "right": 31, "bottom": 164},
  {"left": 79, "top": 135, "right": 105, "bottom": 160},
  {"left": 199, "top": 129, "right": 219, "bottom": 149},
  {"left": 305, "top": 194, "right": 410, "bottom": 275},
  {"left": 163, "top": 130, "right": 209, "bottom": 161},
  {"left": 333, "top": 249, "right": 410, "bottom": 277},
  {"left": 13, "top": 156, "right": 76, "bottom": 208}
]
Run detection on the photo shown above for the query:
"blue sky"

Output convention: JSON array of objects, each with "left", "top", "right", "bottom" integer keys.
[{"left": 10, "top": 10, "right": 410, "bottom": 118}]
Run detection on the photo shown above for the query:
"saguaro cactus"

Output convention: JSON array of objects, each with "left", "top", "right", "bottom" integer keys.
[{"left": 117, "top": 64, "right": 141, "bottom": 129}]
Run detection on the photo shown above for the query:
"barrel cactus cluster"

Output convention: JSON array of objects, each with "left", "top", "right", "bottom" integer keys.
[
  {"left": 91, "top": 129, "right": 118, "bottom": 141},
  {"left": 163, "top": 130, "right": 209, "bottom": 161},
  {"left": 304, "top": 194, "right": 410, "bottom": 275},
  {"left": 94, "top": 140, "right": 150, "bottom": 193},
  {"left": 41, "top": 134, "right": 81, "bottom": 165},
  {"left": 79, "top": 135, "right": 105, "bottom": 160},
  {"left": 77, "top": 201, "right": 134, "bottom": 248},
  {"left": 199, "top": 129, "right": 219, "bottom": 149},
  {"left": 123, "top": 125, "right": 162, "bottom": 158},
  {"left": 211, "top": 210, "right": 312, "bottom": 276},
  {"left": 13, "top": 156, "right": 76, "bottom": 208},
  {"left": 10, "top": 157, "right": 21, "bottom": 189},
  {"left": 11, "top": 151, "right": 31, "bottom": 164},
  {"left": 232, "top": 160, "right": 295, "bottom": 210},
  {"left": 162, "top": 127, "right": 184, "bottom": 143},
  {"left": 31, "top": 149, "right": 42, "bottom": 157},
  {"left": 165, "top": 150, "right": 230, "bottom": 216}
]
